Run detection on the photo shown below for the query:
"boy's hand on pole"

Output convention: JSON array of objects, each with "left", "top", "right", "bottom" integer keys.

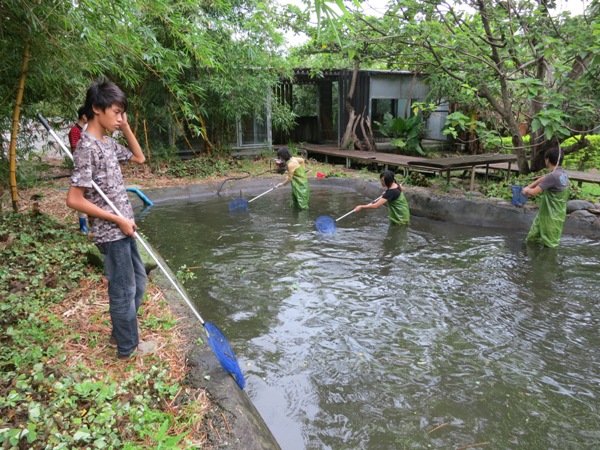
[{"left": 117, "top": 216, "right": 138, "bottom": 237}]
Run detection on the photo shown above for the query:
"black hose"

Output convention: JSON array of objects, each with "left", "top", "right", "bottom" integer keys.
[
  {"left": 216, "top": 169, "right": 276, "bottom": 196},
  {"left": 216, "top": 171, "right": 251, "bottom": 196}
]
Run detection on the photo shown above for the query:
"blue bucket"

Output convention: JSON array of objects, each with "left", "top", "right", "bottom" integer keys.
[{"left": 510, "top": 185, "right": 527, "bottom": 207}]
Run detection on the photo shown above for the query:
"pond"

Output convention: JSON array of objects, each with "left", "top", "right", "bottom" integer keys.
[{"left": 137, "top": 186, "right": 600, "bottom": 449}]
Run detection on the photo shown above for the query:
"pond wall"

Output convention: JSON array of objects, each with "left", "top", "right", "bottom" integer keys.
[{"left": 132, "top": 177, "right": 600, "bottom": 239}]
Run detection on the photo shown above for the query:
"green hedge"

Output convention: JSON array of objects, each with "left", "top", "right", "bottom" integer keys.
[
  {"left": 496, "top": 135, "right": 600, "bottom": 171},
  {"left": 562, "top": 135, "right": 600, "bottom": 171}
]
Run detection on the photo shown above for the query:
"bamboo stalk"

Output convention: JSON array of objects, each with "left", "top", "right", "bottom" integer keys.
[
  {"left": 143, "top": 119, "right": 151, "bottom": 161},
  {"left": 168, "top": 103, "right": 194, "bottom": 154},
  {"left": 9, "top": 40, "right": 30, "bottom": 212}
]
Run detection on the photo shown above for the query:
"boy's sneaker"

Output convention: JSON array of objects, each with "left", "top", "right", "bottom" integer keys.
[{"left": 117, "top": 341, "right": 156, "bottom": 360}]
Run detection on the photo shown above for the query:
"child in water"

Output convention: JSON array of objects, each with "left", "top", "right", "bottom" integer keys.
[
  {"left": 354, "top": 170, "right": 410, "bottom": 225},
  {"left": 275, "top": 147, "right": 310, "bottom": 210},
  {"left": 521, "top": 146, "right": 569, "bottom": 248}
]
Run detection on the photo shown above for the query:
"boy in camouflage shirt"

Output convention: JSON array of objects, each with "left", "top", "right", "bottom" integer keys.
[{"left": 67, "top": 80, "right": 154, "bottom": 359}]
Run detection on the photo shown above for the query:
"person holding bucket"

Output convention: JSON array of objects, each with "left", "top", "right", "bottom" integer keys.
[
  {"left": 521, "top": 146, "right": 569, "bottom": 248},
  {"left": 275, "top": 147, "right": 310, "bottom": 210},
  {"left": 354, "top": 170, "right": 410, "bottom": 225}
]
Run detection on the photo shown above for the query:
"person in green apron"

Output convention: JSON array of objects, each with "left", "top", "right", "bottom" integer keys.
[
  {"left": 353, "top": 170, "right": 410, "bottom": 225},
  {"left": 275, "top": 147, "right": 310, "bottom": 210},
  {"left": 522, "top": 146, "right": 569, "bottom": 248}
]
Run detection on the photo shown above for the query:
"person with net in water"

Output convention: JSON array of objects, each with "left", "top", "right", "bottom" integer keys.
[
  {"left": 353, "top": 170, "right": 410, "bottom": 225},
  {"left": 275, "top": 147, "right": 310, "bottom": 210},
  {"left": 521, "top": 146, "right": 569, "bottom": 248}
]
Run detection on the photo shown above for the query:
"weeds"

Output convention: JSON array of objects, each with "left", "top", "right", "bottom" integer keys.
[
  {"left": 0, "top": 212, "right": 211, "bottom": 448},
  {"left": 164, "top": 156, "right": 236, "bottom": 179}
]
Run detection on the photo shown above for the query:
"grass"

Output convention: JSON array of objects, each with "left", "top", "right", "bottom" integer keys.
[{"left": 577, "top": 183, "right": 600, "bottom": 201}]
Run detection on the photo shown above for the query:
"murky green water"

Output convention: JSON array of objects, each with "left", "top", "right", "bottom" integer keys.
[{"left": 138, "top": 187, "right": 600, "bottom": 449}]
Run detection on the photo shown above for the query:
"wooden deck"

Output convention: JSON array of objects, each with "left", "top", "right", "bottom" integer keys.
[
  {"left": 301, "top": 144, "right": 427, "bottom": 171},
  {"left": 301, "top": 144, "right": 600, "bottom": 189},
  {"left": 564, "top": 170, "right": 600, "bottom": 188},
  {"left": 485, "top": 163, "right": 600, "bottom": 188},
  {"left": 407, "top": 154, "right": 518, "bottom": 189},
  {"left": 302, "top": 144, "right": 517, "bottom": 190}
]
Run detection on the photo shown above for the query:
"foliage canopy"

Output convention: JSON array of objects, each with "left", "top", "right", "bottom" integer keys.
[{"left": 300, "top": 0, "right": 600, "bottom": 172}]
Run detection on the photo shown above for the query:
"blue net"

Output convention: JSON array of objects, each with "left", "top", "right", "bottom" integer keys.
[
  {"left": 229, "top": 197, "right": 249, "bottom": 212},
  {"left": 316, "top": 215, "right": 336, "bottom": 234},
  {"left": 204, "top": 322, "right": 246, "bottom": 389},
  {"left": 511, "top": 185, "right": 527, "bottom": 207}
]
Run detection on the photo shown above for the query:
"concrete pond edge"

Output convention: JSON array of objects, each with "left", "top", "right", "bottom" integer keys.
[{"left": 129, "top": 177, "right": 600, "bottom": 449}]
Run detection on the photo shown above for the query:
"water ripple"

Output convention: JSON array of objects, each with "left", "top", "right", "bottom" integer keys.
[{"left": 139, "top": 190, "right": 600, "bottom": 449}]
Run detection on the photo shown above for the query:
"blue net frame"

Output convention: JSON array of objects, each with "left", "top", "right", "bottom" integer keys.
[
  {"left": 316, "top": 216, "right": 336, "bottom": 234},
  {"left": 229, "top": 197, "right": 249, "bottom": 212}
]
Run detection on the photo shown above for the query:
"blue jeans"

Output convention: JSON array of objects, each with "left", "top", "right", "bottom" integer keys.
[{"left": 97, "top": 237, "right": 147, "bottom": 356}]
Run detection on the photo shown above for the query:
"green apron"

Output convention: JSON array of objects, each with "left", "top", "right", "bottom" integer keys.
[
  {"left": 290, "top": 164, "right": 309, "bottom": 210},
  {"left": 526, "top": 189, "right": 569, "bottom": 248},
  {"left": 387, "top": 192, "right": 410, "bottom": 225}
]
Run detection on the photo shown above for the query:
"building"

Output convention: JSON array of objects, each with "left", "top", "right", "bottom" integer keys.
[{"left": 233, "top": 68, "right": 449, "bottom": 150}]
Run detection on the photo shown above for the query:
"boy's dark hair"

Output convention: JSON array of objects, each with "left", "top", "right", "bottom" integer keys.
[
  {"left": 276, "top": 147, "right": 292, "bottom": 162},
  {"left": 77, "top": 106, "right": 86, "bottom": 120},
  {"left": 380, "top": 170, "right": 396, "bottom": 188},
  {"left": 545, "top": 146, "right": 563, "bottom": 166},
  {"left": 83, "top": 80, "right": 128, "bottom": 120}
]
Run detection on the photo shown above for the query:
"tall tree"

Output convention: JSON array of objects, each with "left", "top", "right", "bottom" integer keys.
[
  {"left": 0, "top": 0, "right": 292, "bottom": 210},
  {"left": 309, "top": 0, "right": 600, "bottom": 173},
  {"left": 287, "top": 6, "right": 388, "bottom": 150}
]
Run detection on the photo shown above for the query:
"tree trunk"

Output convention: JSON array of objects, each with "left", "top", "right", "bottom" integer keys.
[
  {"left": 341, "top": 110, "right": 354, "bottom": 149},
  {"left": 351, "top": 113, "right": 361, "bottom": 148},
  {"left": 363, "top": 114, "right": 375, "bottom": 151},
  {"left": 530, "top": 137, "right": 561, "bottom": 172},
  {"left": 9, "top": 40, "right": 30, "bottom": 212},
  {"left": 509, "top": 127, "right": 529, "bottom": 174},
  {"left": 341, "top": 60, "right": 360, "bottom": 149}
]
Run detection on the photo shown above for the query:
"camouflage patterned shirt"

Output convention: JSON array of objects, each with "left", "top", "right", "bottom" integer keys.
[{"left": 70, "top": 132, "right": 134, "bottom": 244}]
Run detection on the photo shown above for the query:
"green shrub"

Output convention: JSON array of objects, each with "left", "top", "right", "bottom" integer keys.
[
  {"left": 0, "top": 213, "right": 201, "bottom": 448},
  {"left": 562, "top": 135, "right": 600, "bottom": 171},
  {"left": 164, "top": 156, "right": 237, "bottom": 178},
  {"left": 496, "top": 134, "right": 599, "bottom": 171}
]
